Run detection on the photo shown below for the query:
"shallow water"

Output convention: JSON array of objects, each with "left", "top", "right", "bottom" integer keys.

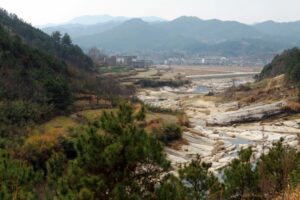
[
  {"left": 221, "top": 133, "right": 252, "bottom": 146},
  {"left": 228, "top": 137, "right": 252, "bottom": 146},
  {"left": 193, "top": 85, "right": 210, "bottom": 94}
]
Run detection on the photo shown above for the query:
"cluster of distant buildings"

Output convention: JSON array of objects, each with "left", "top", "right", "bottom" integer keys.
[
  {"left": 104, "top": 55, "right": 271, "bottom": 68},
  {"left": 106, "top": 55, "right": 153, "bottom": 68},
  {"left": 162, "top": 55, "right": 273, "bottom": 67},
  {"left": 94, "top": 50, "right": 272, "bottom": 68}
]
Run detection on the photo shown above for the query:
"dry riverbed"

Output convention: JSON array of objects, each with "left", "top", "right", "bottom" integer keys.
[{"left": 137, "top": 73, "right": 300, "bottom": 173}]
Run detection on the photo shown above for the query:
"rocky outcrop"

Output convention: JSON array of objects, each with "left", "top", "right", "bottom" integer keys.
[
  {"left": 217, "top": 101, "right": 240, "bottom": 111},
  {"left": 138, "top": 86, "right": 299, "bottom": 174},
  {"left": 207, "top": 101, "right": 287, "bottom": 126}
]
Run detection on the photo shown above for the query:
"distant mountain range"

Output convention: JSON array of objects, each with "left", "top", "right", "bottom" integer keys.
[
  {"left": 41, "top": 15, "right": 165, "bottom": 28},
  {"left": 42, "top": 16, "right": 300, "bottom": 56},
  {"left": 42, "top": 15, "right": 166, "bottom": 38},
  {"left": 68, "top": 15, "right": 166, "bottom": 25}
]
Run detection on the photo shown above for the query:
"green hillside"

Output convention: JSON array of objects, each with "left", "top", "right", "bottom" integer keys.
[
  {"left": 0, "top": 9, "right": 101, "bottom": 138},
  {"left": 0, "top": 8, "right": 94, "bottom": 70},
  {"left": 0, "top": 24, "right": 72, "bottom": 136},
  {"left": 259, "top": 47, "right": 300, "bottom": 84}
]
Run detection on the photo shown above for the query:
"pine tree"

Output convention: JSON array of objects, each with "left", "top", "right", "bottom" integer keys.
[
  {"left": 179, "top": 157, "right": 222, "bottom": 200},
  {"left": 258, "top": 139, "right": 298, "bottom": 198},
  {"left": 223, "top": 148, "right": 260, "bottom": 199},
  {"left": 61, "top": 33, "right": 72, "bottom": 46},
  {"left": 55, "top": 102, "right": 170, "bottom": 199},
  {"left": 51, "top": 31, "right": 61, "bottom": 43},
  {"left": 0, "top": 150, "right": 41, "bottom": 199},
  {"left": 136, "top": 104, "right": 146, "bottom": 121},
  {"left": 155, "top": 175, "right": 187, "bottom": 200}
]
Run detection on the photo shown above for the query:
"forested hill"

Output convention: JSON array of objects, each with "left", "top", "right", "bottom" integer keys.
[
  {"left": 0, "top": 23, "right": 72, "bottom": 130},
  {"left": 259, "top": 47, "right": 300, "bottom": 84},
  {"left": 0, "top": 8, "right": 94, "bottom": 71},
  {"left": 0, "top": 9, "right": 99, "bottom": 138}
]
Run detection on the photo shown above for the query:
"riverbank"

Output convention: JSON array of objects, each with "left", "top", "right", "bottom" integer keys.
[{"left": 137, "top": 71, "right": 300, "bottom": 173}]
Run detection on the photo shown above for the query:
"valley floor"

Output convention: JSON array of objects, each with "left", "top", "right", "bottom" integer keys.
[{"left": 137, "top": 66, "right": 300, "bottom": 173}]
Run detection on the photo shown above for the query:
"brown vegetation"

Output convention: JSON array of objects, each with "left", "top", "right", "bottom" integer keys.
[
  {"left": 273, "top": 187, "right": 300, "bottom": 200},
  {"left": 221, "top": 75, "right": 299, "bottom": 106},
  {"left": 283, "top": 101, "right": 300, "bottom": 113},
  {"left": 177, "top": 113, "right": 190, "bottom": 127},
  {"left": 168, "top": 138, "right": 188, "bottom": 150}
]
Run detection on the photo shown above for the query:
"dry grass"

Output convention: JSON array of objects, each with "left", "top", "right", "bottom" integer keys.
[
  {"left": 146, "top": 112, "right": 178, "bottom": 124},
  {"left": 28, "top": 109, "right": 116, "bottom": 146},
  {"left": 202, "top": 95, "right": 222, "bottom": 103},
  {"left": 34, "top": 116, "right": 77, "bottom": 136},
  {"left": 130, "top": 66, "right": 262, "bottom": 81},
  {"left": 24, "top": 116, "right": 77, "bottom": 151},
  {"left": 144, "top": 112, "right": 179, "bottom": 136},
  {"left": 177, "top": 113, "right": 190, "bottom": 127},
  {"left": 273, "top": 187, "right": 300, "bottom": 200},
  {"left": 167, "top": 138, "right": 188, "bottom": 150},
  {"left": 221, "top": 75, "right": 299, "bottom": 106},
  {"left": 145, "top": 118, "right": 164, "bottom": 133},
  {"left": 172, "top": 65, "right": 262, "bottom": 76},
  {"left": 284, "top": 101, "right": 300, "bottom": 113},
  {"left": 77, "top": 109, "right": 116, "bottom": 122},
  {"left": 27, "top": 103, "right": 180, "bottom": 152},
  {"left": 24, "top": 131, "right": 62, "bottom": 149},
  {"left": 129, "top": 68, "right": 158, "bottom": 78},
  {"left": 32, "top": 103, "right": 172, "bottom": 139},
  {"left": 197, "top": 109, "right": 211, "bottom": 115}
]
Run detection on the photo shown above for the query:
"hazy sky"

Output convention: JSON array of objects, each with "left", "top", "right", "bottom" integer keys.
[{"left": 2, "top": 0, "right": 300, "bottom": 25}]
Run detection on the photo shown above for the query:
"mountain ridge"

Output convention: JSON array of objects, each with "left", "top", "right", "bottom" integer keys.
[
  {"left": 42, "top": 16, "right": 300, "bottom": 56},
  {"left": 40, "top": 15, "right": 166, "bottom": 27}
]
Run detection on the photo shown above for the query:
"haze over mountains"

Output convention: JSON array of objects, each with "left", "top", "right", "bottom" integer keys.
[
  {"left": 42, "top": 15, "right": 300, "bottom": 57},
  {"left": 41, "top": 15, "right": 165, "bottom": 28},
  {"left": 69, "top": 15, "right": 166, "bottom": 25}
]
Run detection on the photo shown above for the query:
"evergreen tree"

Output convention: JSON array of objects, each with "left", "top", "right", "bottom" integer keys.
[
  {"left": 51, "top": 31, "right": 61, "bottom": 43},
  {"left": 223, "top": 148, "right": 260, "bottom": 199},
  {"left": 54, "top": 102, "right": 170, "bottom": 199},
  {"left": 158, "top": 123, "right": 182, "bottom": 144},
  {"left": 136, "top": 104, "right": 146, "bottom": 121},
  {"left": 258, "top": 139, "right": 298, "bottom": 198},
  {"left": 0, "top": 150, "right": 41, "bottom": 200},
  {"left": 61, "top": 33, "right": 72, "bottom": 46},
  {"left": 46, "top": 152, "right": 67, "bottom": 187},
  {"left": 44, "top": 76, "right": 72, "bottom": 110},
  {"left": 155, "top": 175, "right": 187, "bottom": 200},
  {"left": 179, "top": 158, "right": 222, "bottom": 200}
]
